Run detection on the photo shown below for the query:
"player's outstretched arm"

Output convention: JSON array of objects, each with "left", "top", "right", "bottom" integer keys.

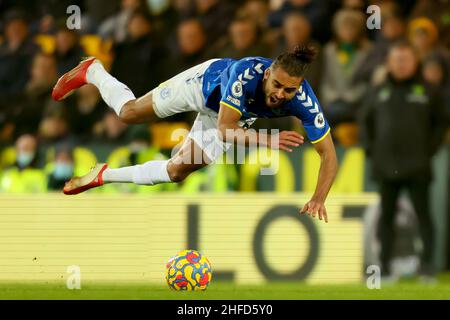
[
  {"left": 217, "top": 103, "right": 304, "bottom": 149},
  {"left": 300, "top": 134, "right": 338, "bottom": 223}
]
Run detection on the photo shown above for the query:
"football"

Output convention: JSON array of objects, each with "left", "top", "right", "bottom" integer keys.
[{"left": 165, "top": 249, "right": 212, "bottom": 291}]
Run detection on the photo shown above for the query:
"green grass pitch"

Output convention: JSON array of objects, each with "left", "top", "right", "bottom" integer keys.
[{"left": 1, "top": 275, "right": 450, "bottom": 300}]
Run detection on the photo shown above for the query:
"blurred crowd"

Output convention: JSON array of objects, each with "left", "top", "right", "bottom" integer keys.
[{"left": 0, "top": 0, "right": 449, "bottom": 192}]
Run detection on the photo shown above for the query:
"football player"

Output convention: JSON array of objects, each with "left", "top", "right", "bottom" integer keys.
[{"left": 52, "top": 45, "right": 337, "bottom": 222}]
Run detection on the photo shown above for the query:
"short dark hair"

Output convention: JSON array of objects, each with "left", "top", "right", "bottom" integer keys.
[
  {"left": 130, "top": 8, "right": 153, "bottom": 24},
  {"left": 388, "top": 39, "right": 417, "bottom": 56},
  {"left": 272, "top": 45, "right": 317, "bottom": 77},
  {"left": 3, "top": 9, "right": 28, "bottom": 25}
]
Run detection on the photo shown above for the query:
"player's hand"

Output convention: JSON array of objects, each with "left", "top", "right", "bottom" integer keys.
[
  {"left": 269, "top": 131, "right": 304, "bottom": 152},
  {"left": 300, "top": 199, "right": 328, "bottom": 223}
]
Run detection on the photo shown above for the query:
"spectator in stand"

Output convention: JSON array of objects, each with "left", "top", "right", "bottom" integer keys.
[
  {"left": 54, "top": 25, "right": 85, "bottom": 76},
  {"left": 65, "top": 84, "right": 106, "bottom": 142},
  {"left": 360, "top": 42, "right": 448, "bottom": 280},
  {"left": 268, "top": 0, "right": 331, "bottom": 43},
  {"left": 355, "top": 12, "right": 406, "bottom": 85},
  {"left": 194, "top": 0, "right": 236, "bottom": 45},
  {"left": 171, "top": 18, "right": 208, "bottom": 74},
  {"left": 341, "top": 0, "right": 366, "bottom": 11},
  {"left": 110, "top": 9, "right": 168, "bottom": 97},
  {"left": 172, "top": 0, "right": 196, "bottom": 18},
  {"left": 97, "top": 0, "right": 144, "bottom": 43},
  {"left": 38, "top": 114, "right": 71, "bottom": 144},
  {"left": 36, "top": 14, "right": 56, "bottom": 35},
  {"left": 422, "top": 53, "right": 450, "bottom": 119},
  {"left": 275, "top": 12, "right": 312, "bottom": 53},
  {"left": 38, "top": 81, "right": 75, "bottom": 144},
  {"left": 47, "top": 144, "right": 75, "bottom": 190},
  {"left": 0, "top": 133, "right": 47, "bottom": 193},
  {"left": 408, "top": 17, "right": 450, "bottom": 73},
  {"left": 0, "top": 10, "right": 39, "bottom": 99},
  {"left": 215, "top": 17, "right": 271, "bottom": 60},
  {"left": 320, "top": 9, "right": 372, "bottom": 127},
  {"left": 273, "top": 12, "right": 321, "bottom": 89},
  {"left": 84, "top": 0, "right": 121, "bottom": 33},
  {"left": 13, "top": 134, "right": 40, "bottom": 171},
  {"left": 240, "top": 0, "right": 270, "bottom": 31},
  {"left": 410, "top": 0, "right": 450, "bottom": 50},
  {"left": 94, "top": 110, "right": 130, "bottom": 144},
  {"left": 1, "top": 1, "right": 82, "bottom": 34},
  {"left": 163, "top": 0, "right": 197, "bottom": 56},
  {"left": 146, "top": 0, "right": 189, "bottom": 37},
  {"left": 11, "top": 53, "right": 58, "bottom": 137},
  {"left": 161, "top": 18, "right": 208, "bottom": 124}
]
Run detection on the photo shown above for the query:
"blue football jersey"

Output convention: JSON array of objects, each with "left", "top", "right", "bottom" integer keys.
[{"left": 201, "top": 57, "right": 330, "bottom": 143}]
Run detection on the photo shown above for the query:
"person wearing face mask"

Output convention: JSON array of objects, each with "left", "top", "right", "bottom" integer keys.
[
  {"left": 15, "top": 134, "right": 39, "bottom": 170},
  {"left": 47, "top": 146, "right": 75, "bottom": 190},
  {"left": 0, "top": 134, "right": 47, "bottom": 193}
]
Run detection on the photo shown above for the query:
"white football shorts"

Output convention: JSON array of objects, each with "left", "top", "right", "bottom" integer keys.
[{"left": 151, "top": 59, "right": 255, "bottom": 162}]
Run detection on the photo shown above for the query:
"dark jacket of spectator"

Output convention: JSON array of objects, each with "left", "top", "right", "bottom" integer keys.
[
  {"left": 268, "top": 0, "right": 331, "bottom": 43},
  {"left": 0, "top": 36, "right": 38, "bottom": 97},
  {"left": 54, "top": 27, "right": 85, "bottom": 76},
  {"left": 196, "top": 0, "right": 236, "bottom": 44},
  {"left": 361, "top": 74, "right": 448, "bottom": 181},
  {"left": 55, "top": 44, "right": 85, "bottom": 76},
  {"left": 0, "top": 29, "right": 39, "bottom": 134},
  {"left": 110, "top": 34, "right": 168, "bottom": 97}
]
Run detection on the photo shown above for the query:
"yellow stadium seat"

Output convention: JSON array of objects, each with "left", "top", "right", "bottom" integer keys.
[
  {"left": 73, "top": 147, "right": 98, "bottom": 177},
  {"left": 80, "top": 34, "right": 102, "bottom": 56},
  {"left": 334, "top": 123, "right": 359, "bottom": 147},
  {"left": 34, "top": 34, "right": 56, "bottom": 54},
  {"left": 80, "top": 34, "right": 113, "bottom": 68},
  {"left": 107, "top": 146, "right": 132, "bottom": 169},
  {"left": 150, "top": 122, "right": 190, "bottom": 150},
  {"left": 0, "top": 147, "right": 16, "bottom": 169}
]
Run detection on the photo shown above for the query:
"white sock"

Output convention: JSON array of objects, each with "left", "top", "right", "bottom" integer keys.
[
  {"left": 86, "top": 61, "right": 136, "bottom": 116},
  {"left": 102, "top": 160, "right": 172, "bottom": 185}
]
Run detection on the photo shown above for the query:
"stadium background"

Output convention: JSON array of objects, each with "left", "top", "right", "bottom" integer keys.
[{"left": 0, "top": 0, "right": 449, "bottom": 299}]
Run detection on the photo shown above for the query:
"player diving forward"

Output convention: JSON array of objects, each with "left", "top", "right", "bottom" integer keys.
[{"left": 52, "top": 45, "right": 338, "bottom": 223}]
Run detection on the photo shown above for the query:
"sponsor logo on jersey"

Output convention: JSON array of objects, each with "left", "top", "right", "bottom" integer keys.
[{"left": 226, "top": 95, "right": 241, "bottom": 106}]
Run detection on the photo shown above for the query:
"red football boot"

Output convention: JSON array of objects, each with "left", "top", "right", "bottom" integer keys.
[
  {"left": 63, "top": 163, "right": 108, "bottom": 195},
  {"left": 52, "top": 57, "right": 97, "bottom": 101}
]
